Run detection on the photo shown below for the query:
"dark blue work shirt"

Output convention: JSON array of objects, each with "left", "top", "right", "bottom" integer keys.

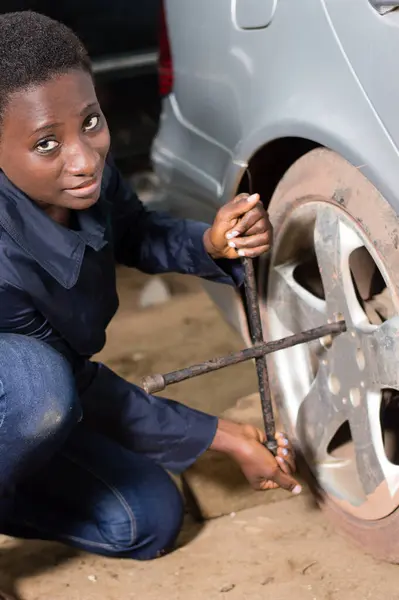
[{"left": 0, "top": 157, "right": 243, "bottom": 472}]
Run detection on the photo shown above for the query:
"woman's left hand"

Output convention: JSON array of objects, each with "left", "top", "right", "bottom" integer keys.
[
  {"left": 203, "top": 193, "right": 273, "bottom": 260},
  {"left": 210, "top": 419, "right": 301, "bottom": 494}
]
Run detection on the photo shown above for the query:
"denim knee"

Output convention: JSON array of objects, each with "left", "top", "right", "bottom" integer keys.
[
  {"left": 0, "top": 334, "right": 80, "bottom": 485},
  {"left": 98, "top": 467, "right": 184, "bottom": 561}
]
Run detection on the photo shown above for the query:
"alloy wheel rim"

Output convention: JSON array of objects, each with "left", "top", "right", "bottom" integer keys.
[{"left": 264, "top": 200, "right": 399, "bottom": 520}]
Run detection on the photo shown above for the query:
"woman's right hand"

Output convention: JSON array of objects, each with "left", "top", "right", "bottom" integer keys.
[{"left": 210, "top": 419, "right": 302, "bottom": 494}]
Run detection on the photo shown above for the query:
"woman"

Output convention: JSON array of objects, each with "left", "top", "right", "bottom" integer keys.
[{"left": 0, "top": 11, "right": 300, "bottom": 597}]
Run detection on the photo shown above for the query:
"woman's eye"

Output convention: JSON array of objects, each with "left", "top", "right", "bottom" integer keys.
[
  {"left": 83, "top": 114, "right": 100, "bottom": 132},
  {"left": 35, "top": 139, "right": 59, "bottom": 154}
]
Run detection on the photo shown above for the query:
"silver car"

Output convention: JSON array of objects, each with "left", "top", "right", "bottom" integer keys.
[{"left": 152, "top": 0, "right": 399, "bottom": 561}]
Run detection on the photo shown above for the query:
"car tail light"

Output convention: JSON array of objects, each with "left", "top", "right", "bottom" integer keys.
[{"left": 159, "top": 1, "right": 173, "bottom": 96}]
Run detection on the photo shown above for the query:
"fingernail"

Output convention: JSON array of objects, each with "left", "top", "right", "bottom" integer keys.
[
  {"left": 292, "top": 485, "right": 302, "bottom": 495},
  {"left": 283, "top": 438, "right": 289, "bottom": 446},
  {"left": 247, "top": 193, "right": 259, "bottom": 203},
  {"left": 282, "top": 448, "right": 288, "bottom": 456},
  {"left": 228, "top": 241, "right": 236, "bottom": 249},
  {"left": 226, "top": 231, "right": 239, "bottom": 239},
  {"left": 237, "top": 249, "right": 245, "bottom": 257}
]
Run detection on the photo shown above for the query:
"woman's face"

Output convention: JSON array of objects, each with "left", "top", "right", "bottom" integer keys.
[{"left": 0, "top": 68, "right": 111, "bottom": 211}]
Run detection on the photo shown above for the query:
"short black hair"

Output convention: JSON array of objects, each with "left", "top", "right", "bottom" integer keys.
[{"left": 0, "top": 11, "right": 92, "bottom": 121}]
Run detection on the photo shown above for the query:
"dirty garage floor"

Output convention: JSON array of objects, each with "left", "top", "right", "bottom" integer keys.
[{"left": 0, "top": 268, "right": 398, "bottom": 599}]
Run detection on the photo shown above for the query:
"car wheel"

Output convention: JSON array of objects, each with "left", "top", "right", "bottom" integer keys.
[{"left": 260, "top": 147, "right": 399, "bottom": 562}]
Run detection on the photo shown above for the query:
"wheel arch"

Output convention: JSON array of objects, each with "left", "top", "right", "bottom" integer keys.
[
  {"left": 224, "top": 112, "right": 399, "bottom": 223},
  {"left": 207, "top": 122, "right": 399, "bottom": 342},
  {"left": 236, "top": 137, "right": 320, "bottom": 207}
]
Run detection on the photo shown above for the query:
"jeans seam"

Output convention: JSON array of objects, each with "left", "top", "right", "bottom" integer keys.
[
  {"left": 62, "top": 450, "right": 137, "bottom": 549},
  {"left": 0, "top": 380, "right": 6, "bottom": 430},
  {"left": 15, "top": 519, "right": 120, "bottom": 551}
]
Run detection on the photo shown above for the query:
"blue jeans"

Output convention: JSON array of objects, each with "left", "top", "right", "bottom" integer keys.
[{"left": 0, "top": 334, "right": 184, "bottom": 560}]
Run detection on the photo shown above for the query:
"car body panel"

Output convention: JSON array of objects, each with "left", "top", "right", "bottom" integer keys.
[
  {"left": 152, "top": 1, "right": 399, "bottom": 329},
  {"left": 153, "top": 0, "right": 399, "bottom": 211}
]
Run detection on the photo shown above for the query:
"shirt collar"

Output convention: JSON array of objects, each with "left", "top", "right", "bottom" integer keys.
[{"left": 0, "top": 171, "right": 108, "bottom": 289}]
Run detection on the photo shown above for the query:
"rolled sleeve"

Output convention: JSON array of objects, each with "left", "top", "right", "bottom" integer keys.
[
  {"left": 79, "top": 362, "right": 218, "bottom": 473},
  {"left": 184, "top": 220, "right": 244, "bottom": 287}
]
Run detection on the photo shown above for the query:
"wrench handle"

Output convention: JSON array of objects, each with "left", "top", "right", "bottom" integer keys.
[{"left": 242, "top": 257, "right": 278, "bottom": 455}]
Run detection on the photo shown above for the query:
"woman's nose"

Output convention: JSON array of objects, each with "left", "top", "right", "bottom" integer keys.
[{"left": 66, "top": 142, "right": 99, "bottom": 177}]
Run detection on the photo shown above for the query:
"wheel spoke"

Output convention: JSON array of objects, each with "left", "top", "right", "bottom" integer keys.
[
  {"left": 348, "top": 395, "right": 385, "bottom": 496},
  {"left": 364, "top": 316, "right": 399, "bottom": 390},
  {"left": 315, "top": 391, "right": 398, "bottom": 513},
  {"left": 269, "top": 262, "right": 326, "bottom": 333},
  {"left": 321, "top": 326, "right": 387, "bottom": 496},
  {"left": 314, "top": 207, "right": 366, "bottom": 325},
  {"left": 296, "top": 367, "right": 346, "bottom": 461}
]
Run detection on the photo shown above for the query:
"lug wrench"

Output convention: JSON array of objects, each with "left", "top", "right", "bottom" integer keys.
[
  {"left": 142, "top": 257, "right": 346, "bottom": 455},
  {"left": 241, "top": 257, "right": 277, "bottom": 453}
]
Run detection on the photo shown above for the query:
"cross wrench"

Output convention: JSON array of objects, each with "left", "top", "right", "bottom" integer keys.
[{"left": 142, "top": 257, "right": 346, "bottom": 455}]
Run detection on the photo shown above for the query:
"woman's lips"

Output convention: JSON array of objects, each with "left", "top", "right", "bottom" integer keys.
[{"left": 65, "top": 178, "right": 101, "bottom": 199}]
